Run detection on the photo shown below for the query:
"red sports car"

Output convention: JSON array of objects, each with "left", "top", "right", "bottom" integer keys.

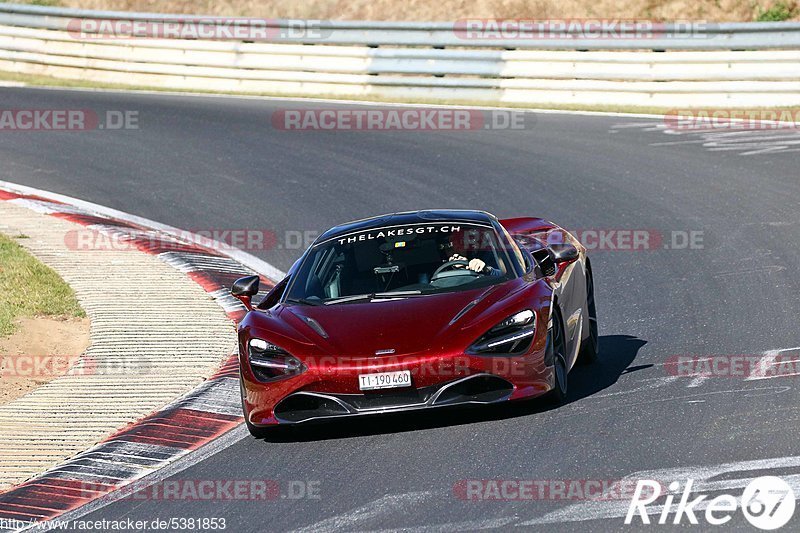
[{"left": 233, "top": 210, "right": 598, "bottom": 436}]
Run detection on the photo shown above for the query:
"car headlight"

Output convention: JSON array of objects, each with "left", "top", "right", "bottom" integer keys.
[
  {"left": 248, "top": 338, "right": 306, "bottom": 382},
  {"left": 488, "top": 309, "right": 534, "bottom": 333},
  {"left": 467, "top": 310, "right": 536, "bottom": 355}
]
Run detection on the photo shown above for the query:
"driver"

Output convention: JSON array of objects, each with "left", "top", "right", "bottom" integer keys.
[
  {"left": 447, "top": 254, "right": 502, "bottom": 276},
  {"left": 440, "top": 229, "right": 503, "bottom": 278}
]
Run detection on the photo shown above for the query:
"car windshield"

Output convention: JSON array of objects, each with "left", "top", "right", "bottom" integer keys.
[{"left": 284, "top": 222, "right": 513, "bottom": 304}]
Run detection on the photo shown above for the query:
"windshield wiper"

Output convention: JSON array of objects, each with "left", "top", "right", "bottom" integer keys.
[
  {"left": 324, "top": 294, "right": 374, "bottom": 305},
  {"left": 373, "top": 290, "right": 424, "bottom": 298},
  {"left": 324, "top": 291, "right": 425, "bottom": 305},
  {"left": 285, "top": 297, "right": 324, "bottom": 306}
]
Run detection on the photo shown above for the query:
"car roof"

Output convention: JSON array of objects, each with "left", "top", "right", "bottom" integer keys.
[{"left": 316, "top": 210, "right": 498, "bottom": 244}]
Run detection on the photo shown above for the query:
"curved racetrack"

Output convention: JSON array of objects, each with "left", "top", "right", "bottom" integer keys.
[{"left": 2, "top": 87, "right": 800, "bottom": 531}]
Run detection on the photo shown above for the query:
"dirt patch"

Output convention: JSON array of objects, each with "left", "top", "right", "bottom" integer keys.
[
  {"left": 14, "top": 0, "right": 799, "bottom": 23},
  {"left": 0, "top": 316, "right": 91, "bottom": 405}
]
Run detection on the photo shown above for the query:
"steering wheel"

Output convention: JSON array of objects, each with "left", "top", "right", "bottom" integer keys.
[{"left": 432, "top": 259, "right": 481, "bottom": 281}]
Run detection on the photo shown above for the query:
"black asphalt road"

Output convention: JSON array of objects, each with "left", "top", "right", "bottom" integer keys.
[{"left": 2, "top": 87, "right": 800, "bottom": 531}]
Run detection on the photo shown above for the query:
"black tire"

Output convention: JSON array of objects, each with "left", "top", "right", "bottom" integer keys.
[
  {"left": 545, "top": 307, "right": 569, "bottom": 405},
  {"left": 578, "top": 266, "right": 599, "bottom": 365}
]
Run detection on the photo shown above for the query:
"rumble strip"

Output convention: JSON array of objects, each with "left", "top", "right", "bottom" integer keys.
[{"left": 0, "top": 183, "right": 276, "bottom": 528}]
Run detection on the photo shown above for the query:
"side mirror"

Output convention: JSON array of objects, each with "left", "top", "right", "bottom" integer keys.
[
  {"left": 231, "top": 275, "right": 260, "bottom": 310},
  {"left": 549, "top": 243, "right": 580, "bottom": 264}
]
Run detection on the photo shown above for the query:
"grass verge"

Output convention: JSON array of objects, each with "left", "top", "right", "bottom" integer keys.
[{"left": 0, "top": 232, "right": 85, "bottom": 336}]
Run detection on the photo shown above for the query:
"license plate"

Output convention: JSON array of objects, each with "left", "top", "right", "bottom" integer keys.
[{"left": 358, "top": 370, "right": 412, "bottom": 391}]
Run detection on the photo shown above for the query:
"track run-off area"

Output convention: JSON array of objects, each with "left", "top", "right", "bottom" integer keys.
[{"left": 1, "top": 87, "right": 799, "bottom": 531}]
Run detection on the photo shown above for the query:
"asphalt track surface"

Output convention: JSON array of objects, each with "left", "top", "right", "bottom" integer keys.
[{"left": 2, "top": 87, "right": 800, "bottom": 531}]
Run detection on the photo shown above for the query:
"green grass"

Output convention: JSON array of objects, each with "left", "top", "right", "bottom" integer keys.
[
  {"left": 0, "top": 233, "right": 85, "bottom": 336},
  {"left": 756, "top": 1, "right": 798, "bottom": 21},
  {"left": 1, "top": 0, "right": 63, "bottom": 5}
]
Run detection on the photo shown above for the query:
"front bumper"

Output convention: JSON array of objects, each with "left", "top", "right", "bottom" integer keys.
[
  {"left": 271, "top": 373, "right": 514, "bottom": 424},
  {"left": 241, "top": 348, "right": 553, "bottom": 426}
]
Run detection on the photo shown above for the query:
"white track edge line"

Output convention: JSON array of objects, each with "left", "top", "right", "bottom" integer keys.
[
  {"left": 0, "top": 179, "right": 286, "bottom": 282},
  {"left": 17, "top": 426, "right": 250, "bottom": 531},
  {"left": 14, "top": 85, "right": 799, "bottom": 130},
  {"left": 16, "top": 84, "right": 669, "bottom": 120}
]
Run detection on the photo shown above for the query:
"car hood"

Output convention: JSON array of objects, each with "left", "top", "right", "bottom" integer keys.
[{"left": 276, "top": 284, "right": 512, "bottom": 358}]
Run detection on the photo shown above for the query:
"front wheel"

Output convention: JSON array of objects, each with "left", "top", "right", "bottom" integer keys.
[{"left": 545, "top": 308, "right": 568, "bottom": 405}]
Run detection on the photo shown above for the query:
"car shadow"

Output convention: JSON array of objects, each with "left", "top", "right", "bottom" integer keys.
[
  {"left": 563, "top": 334, "right": 649, "bottom": 406},
  {"left": 257, "top": 334, "right": 647, "bottom": 443}
]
